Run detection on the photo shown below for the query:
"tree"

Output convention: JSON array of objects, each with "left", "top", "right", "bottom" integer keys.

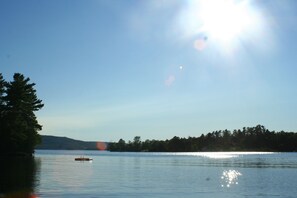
[
  {"left": 0, "top": 73, "right": 7, "bottom": 152},
  {"left": 0, "top": 73, "right": 44, "bottom": 155},
  {"left": 0, "top": 73, "right": 5, "bottom": 107},
  {"left": 133, "top": 136, "right": 141, "bottom": 151},
  {"left": 118, "top": 139, "right": 126, "bottom": 151}
]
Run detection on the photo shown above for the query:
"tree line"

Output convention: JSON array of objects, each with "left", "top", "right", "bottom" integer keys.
[
  {"left": 108, "top": 125, "right": 297, "bottom": 152},
  {"left": 0, "top": 73, "right": 44, "bottom": 156}
]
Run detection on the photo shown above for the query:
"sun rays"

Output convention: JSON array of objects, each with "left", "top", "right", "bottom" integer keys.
[{"left": 178, "top": 0, "right": 265, "bottom": 54}]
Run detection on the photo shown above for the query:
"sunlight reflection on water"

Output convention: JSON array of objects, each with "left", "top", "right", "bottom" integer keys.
[
  {"left": 221, "top": 170, "right": 242, "bottom": 188},
  {"left": 174, "top": 152, "right": 274, "bottom": 159}
]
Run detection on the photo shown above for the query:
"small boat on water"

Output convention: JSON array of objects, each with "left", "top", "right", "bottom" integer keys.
[{"left": 75, "top": 157, "right": 93, "bottom": 161}]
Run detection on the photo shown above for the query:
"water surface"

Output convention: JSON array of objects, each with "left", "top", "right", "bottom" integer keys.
[{"left": 1, "top": 151, "right": 297, "bottom": 198}]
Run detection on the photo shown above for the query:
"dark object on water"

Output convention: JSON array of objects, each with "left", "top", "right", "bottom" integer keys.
[{"left": 75, "top": 157, "right": 93, "bottom": 161}]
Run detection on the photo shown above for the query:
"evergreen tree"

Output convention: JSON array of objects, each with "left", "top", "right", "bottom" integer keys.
[
  {"left": 0, "top": 73, "right": 7, "bottom": 152},
  {"left": 0, "top": 73, "right": 44, "bottom": 155},
  {"left": 0, "top": 73, "right": 5, "bottom": 106}
]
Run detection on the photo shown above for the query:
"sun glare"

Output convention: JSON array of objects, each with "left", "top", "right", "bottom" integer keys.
[
  {"left": 180, "top": 0, "right": 262, "bottom": 53},
  {"left": 200, "top": 0, "right": 252, "bottom": 41}
]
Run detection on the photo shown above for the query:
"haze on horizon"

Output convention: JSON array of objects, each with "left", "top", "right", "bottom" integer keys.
[{"left": 1, "top": 0, "right": 297, "bottom": 142}]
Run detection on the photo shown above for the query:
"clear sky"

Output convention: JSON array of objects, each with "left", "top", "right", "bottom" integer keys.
[{"left": 1, "top": 0, "right": 297, "bottom": 142}]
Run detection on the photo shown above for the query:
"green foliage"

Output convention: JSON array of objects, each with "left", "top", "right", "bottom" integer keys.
[
  {"left": 109, "top": 125, "right": 297, "bottom": 152},
  {"left": 0, "top": 73, "right": 44, "bottom": 155}
]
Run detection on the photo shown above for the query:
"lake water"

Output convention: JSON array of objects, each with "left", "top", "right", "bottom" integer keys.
[{"left": 1, "top": 151, "right": 297, "bottom": 198}]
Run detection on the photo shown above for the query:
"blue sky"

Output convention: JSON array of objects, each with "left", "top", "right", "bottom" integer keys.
[{"left": 1, "top": 0, "right": 297, "bottom": 142}]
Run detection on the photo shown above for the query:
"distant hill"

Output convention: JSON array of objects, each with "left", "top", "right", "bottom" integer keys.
[{"left": 36, "top": 135, "right": 100, "bottom": 150}]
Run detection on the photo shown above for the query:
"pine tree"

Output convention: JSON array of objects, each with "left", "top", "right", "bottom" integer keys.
[
  {"left": 0, "top": 73, "right": 5, "bottom": 106},
  {"left": 0, "top": 73, "right": 7, "bottom": 152},
  {"left": 1, "top": 73, "right": 44, "bottom": 155}
]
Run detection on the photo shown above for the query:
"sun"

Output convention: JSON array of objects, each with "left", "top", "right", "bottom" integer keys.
[
  {"left": 180, "top": 0, "right": 260, "bottom": 49},
  {"left": 199, "top": 0, "right": 252, "bottom": 42}
]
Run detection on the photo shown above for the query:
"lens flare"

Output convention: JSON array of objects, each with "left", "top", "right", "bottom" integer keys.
[
  {"left": 165, "top": 75, "right": 175, "bottom": 86},
  {"left": 30, "top": 193, "right": 39, "bottom": 198},
  {"left": 194, "top": 38, "right": 207, "bottom": 51},
  {"left": 96, "top": 141, "right": 107, "bottom": 150}
]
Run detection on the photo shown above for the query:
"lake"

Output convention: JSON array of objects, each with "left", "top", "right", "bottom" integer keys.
[{"left": 1, "top": 151, "right": 297, "bottom": 198}]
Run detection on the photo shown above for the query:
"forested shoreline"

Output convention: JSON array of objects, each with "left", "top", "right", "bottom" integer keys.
[{"left": 108, "top": 125, "right": 297, "bottom": 152}]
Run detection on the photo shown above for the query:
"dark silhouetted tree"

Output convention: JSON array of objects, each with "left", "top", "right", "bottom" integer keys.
[
  {"left": 117, "top": 138, "right": 126, "bottom": 151},
  {"left": 0, "top": 73, "right": 44, "bottom": 155},
  {"left": 0, "top": 73, "right": 7, "bottom": 152},
  {"left": 0, "top": 73, "right": 5, "bottom": 106},
  {"left": 132, "top": 136, "right": 141, "bottom": 151}
]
